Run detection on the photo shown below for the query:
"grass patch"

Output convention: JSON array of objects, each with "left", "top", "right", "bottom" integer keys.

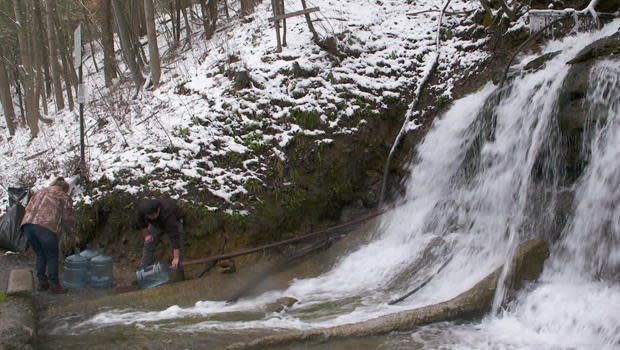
[{"left": 290, "top": 109, "right": 322, "bottom": 130}]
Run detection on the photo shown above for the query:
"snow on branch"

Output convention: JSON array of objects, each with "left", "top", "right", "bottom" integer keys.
[
  {"left": 379, "top": 0, "right": 453, "bottom": 204},
  {"left": 528, "top": 0, "right": 617, "bottom": 31}
]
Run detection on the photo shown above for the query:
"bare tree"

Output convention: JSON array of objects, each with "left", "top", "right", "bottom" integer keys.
[
  {"left": 13, "top": 0, "right": 43, "bottom": 137},
  {"left": 45, "top": 0, "right": 67, "bottom": 111},
  {"left": 199, "top": 0, "right": 211, "bottom": 35},
  {"left": 208, "top": 0, "right": 218, "bottom": 39},
  {"left": 144, "top": 0, "right": 161, "bottom": 88},
  {"left": 182, "top": 4, "right": 192, "bottom": 46},
  {"left": 175, "top": 0, "right": 181, "bottom": 43},
  {"left": 31, "top": 0, "right": 48, "bottom": 115},
  {"left": 100, "top": 0, "right": 117, "bottom": 87},
  {"left": 57, "top": 23, "right": 75, "bottom": 110},
  {"left": 33, "top": 0, "right": 51, "bottom": 97},
  {"left": 112, "top": 0, "right": 144, "bottom": 92},
  {"left": 0, "top": 56, "right": 17, "bottom": 136}
]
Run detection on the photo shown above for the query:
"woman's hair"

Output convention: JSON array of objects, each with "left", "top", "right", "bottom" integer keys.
[{"left": 50, "top": 177, "right": 70, "bottom": 193}]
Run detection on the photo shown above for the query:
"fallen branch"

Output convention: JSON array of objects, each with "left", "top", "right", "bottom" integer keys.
[
  {"left": 181, "top": 209, "right": 386, "bottom": 268},
  {"left": 406, "top": 9, "right": 473, "bottom": 16},
  {"left": 226, "top": 238, "right": 331, "bottom": 303},
  {"left": 23, "top": 149, "right": 50, "bottom": 161},
  {"left": 498, "top": 13, "right": 572, "bottom": 90},
  {"left": 226, "top": 239, "right": 549, "bottom": 350},
  {"left": 195, "top": 236, "right": 228, "bottom": 279},
  {"left": 388, "top": 256, "right": 453, "bottom": 305},
  {"left": 379, "top": 0, "right": 453, "bottom": 204}
]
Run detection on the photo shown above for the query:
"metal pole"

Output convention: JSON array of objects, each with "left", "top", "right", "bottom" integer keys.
[{"left": 79, "top": 62, "right": 85, "bottom": 171}]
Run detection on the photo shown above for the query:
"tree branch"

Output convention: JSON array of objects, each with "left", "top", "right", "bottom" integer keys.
[{"left": 379, "top": 0, "right": 453, "bottom": 204}]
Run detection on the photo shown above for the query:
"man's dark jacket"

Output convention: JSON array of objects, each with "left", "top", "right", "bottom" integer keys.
[{"left": 136, "top": 198, "right": 183, "bottom": 250}]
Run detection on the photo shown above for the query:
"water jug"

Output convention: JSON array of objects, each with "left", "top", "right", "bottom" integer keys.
[
  {"left": 135, "top": 262, "right": 170, "bottom": 289},
  {"left": 63, "top": 248, "right": 88, "bottom": 289},
  {"left": 80, "top": 244, "right": 100, "bottom": 283},
  {"left": 89, "top": 249, "right": 114, "bottom": 289}
]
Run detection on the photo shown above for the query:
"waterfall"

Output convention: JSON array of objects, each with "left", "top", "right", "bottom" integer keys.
[{"left": 47, "top": 21, "right": 620, "bottom": 349}]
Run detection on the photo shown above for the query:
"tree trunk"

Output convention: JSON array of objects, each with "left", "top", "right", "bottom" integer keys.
[
  {"left": 223, "top": 0, "right": 230, "bottom": 19},
  {"left": 14, "top": 76, "right": 25, "bottom": 125},
  {"left": 169, "top": 0, "right": 177, "bottom": 43},
  {"left": 34, "top": 0, "right": 51, "bottom": 97},
  {"left": 0, "top": 58, "right": 17, "bottom": 136},
  {"left": 132, "top": 0, "right": 147, "bottom": 37},
  {"left": 56, "top": 23, "right": 75, "bottom": 111},
  {"left": 28, "top": 0, "right": 47, "bottom": 114},
  {"left": 240, "top": 0, "right": 258, "bottom": 16},
  {"left": 271, "top": 0, "right": 282, "bottom": 52},
  {"left": 199, "top": 0, "right": 211, "bottom": 35},
  {"left": 144, "top": 0, "right": 161, "bottom": 88},
  {"left": 280, "top": 0, "right": 286, "bottom": 47},
  {"left": 100, "top": 0, "right": 117, "bottom": 87},
  {"left": 182, "top": 5, "right": 192, "bottom": 46},
  {"left": 207, "top": 0, "right": 218, "bottom": 39},
  {"left": 88, "top": 32, "right": 100, "bottom": 73},
  {"left": 112, "top": 0, "right": 144, "bottom": 91},
  {"left": 175, "top": 0, "right": 181, "bottom": 43},
  {"left": 57, "top": 22, "right": 79, "bottom": 96},
  {"left": 13, "top": 0, "right": 41, "bottom": 137}
]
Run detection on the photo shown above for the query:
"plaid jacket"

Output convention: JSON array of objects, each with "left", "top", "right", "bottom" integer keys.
[{"left": 21, "top": 186, "right": 75, "bottom": 238}]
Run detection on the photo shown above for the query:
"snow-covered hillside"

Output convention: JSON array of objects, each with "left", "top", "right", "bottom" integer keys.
[{"left": 0, "top": 0, "right": 490, "bottom": 211}]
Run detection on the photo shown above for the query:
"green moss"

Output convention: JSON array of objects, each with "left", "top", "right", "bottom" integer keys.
[
  {"left": 290, "top": 109, "right": 321, "bottom": 130},
  {"left": 0, "top": 292, "right": 8, "bottom": 304},
  {"left": 225, "top": 151, "right": 244, "bottom": 168},
  {"left": 173, "top": 126, "right": 190, "bottom": 141},
  {"left": 438, "top": 94, "right": 450, "bottom": 108}
]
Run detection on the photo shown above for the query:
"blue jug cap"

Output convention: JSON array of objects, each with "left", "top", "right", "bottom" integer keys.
[
  {"left": 80, "top": 244, "right": 100, "bottom": 259},
  {"left": 66, "top": 248, "right": 88, "bottom": 263},
  {"left": 91, "top": 250, "right": 112, "bottom": 263}
]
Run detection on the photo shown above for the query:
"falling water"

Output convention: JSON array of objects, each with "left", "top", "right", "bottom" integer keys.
[{"left": 43, "top": 21, "right": 620, "bottom": 349}]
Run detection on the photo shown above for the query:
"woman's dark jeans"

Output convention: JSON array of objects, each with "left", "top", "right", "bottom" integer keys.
[{"left": 23, "top": 224, "right": 60, "bottom": 284}]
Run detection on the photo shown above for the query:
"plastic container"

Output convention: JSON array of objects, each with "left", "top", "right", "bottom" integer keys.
[
  {"left": 89, "top": 249, "right": 114, "bottom": 289},
  {"left": 63, "top": 248, "right": 88, "bottom": 289},
  {"left": 80, "top": 244, "right": 100, "bottom": 283},
  {"left": 135, "top": 262, "right": 170, "bottom": 289},
  {"left": 79, "top": 244, "right": 100, "bottom": 260}
]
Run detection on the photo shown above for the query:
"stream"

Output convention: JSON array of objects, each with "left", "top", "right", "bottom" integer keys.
[{"left": 40, "top": 21, "right": 620, "bottom": 350}]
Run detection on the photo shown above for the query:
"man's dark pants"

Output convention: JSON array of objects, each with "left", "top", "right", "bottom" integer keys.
[
  {"left": 141, "top": 221, "right": 184, "bottom": 277},
  {"left": 23, "top": 224, "right": 60, "bottom": 284}
]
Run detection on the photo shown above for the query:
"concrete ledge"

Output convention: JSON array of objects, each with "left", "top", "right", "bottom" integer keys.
[{"left": 6, "top": 269, "right": 33, "bottom": 297}]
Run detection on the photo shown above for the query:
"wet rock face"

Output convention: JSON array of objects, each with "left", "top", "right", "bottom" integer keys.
[
  {"left": 264, "top": 296, "right": 298, "bottom": 313},
  {"left": 556, "top": 32, "right": 620, "bottom": 183}
]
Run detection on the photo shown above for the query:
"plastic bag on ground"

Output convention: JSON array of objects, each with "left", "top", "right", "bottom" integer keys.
[
  {"left": 0, "top": 204, "right": 28, "bottom": 252},
  {"left": 8, "top": 187, "right": 32, "bottom": 207}
]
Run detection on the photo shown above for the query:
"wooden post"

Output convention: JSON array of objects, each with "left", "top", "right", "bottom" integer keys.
[
  {"left": 301, "top": 0, "right": 318, "bottom": 41},
  {"left": 268, "top": 6, "right": 320, "bottom": 53},
  {"left": 280, "top": 0, "right": 286, "bottom": 47},
  {"left": 271, "top": 0, "right": 282, "bottom": 52}
]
